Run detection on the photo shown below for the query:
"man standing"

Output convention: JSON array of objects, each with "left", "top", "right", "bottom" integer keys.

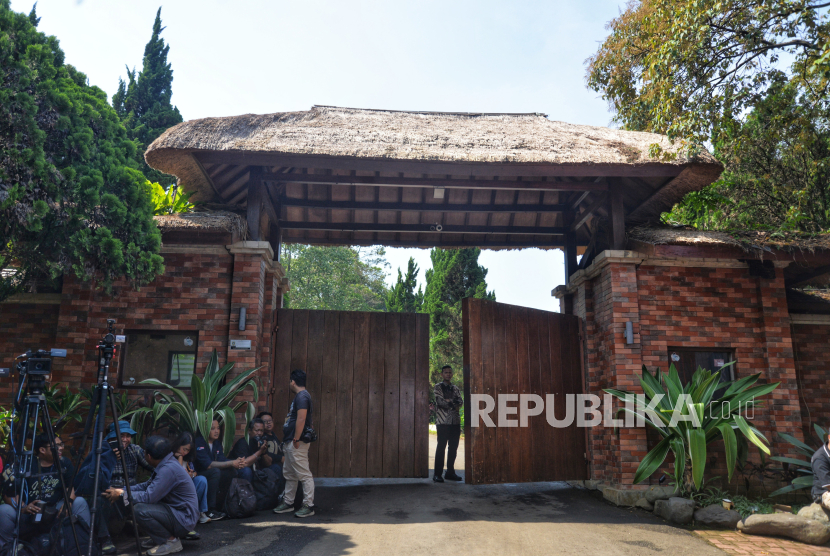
[
  {"left": 105, "top": 436, "right": 198, "bottom": 556},
  {"left": 273, "top": 369, "right": 315, "bottom": 518},
  {"left": 812, "top": 430, "right": 830, "bottom": 509},
  {"left": 433, "top": 365, "right": 463, "bottom": 483}
]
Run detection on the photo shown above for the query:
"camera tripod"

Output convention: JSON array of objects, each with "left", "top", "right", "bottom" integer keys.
[
  {"left": 72, "top": 320, "right": 143, "bottom": 556},
  {"left": 9, "top": 349, "right": 81, "bottom": 556}
]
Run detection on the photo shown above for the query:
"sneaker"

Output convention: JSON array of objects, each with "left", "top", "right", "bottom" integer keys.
[
  {"left": 141, "top": 537, "right": 156, "bottom": 549},
  {"left": 294, "top": 504, "right": 315, "bottom": 518},
  {"left": 198, "top": 512, "right": 211, "bottom": 524},
  {"left": 100, "top": 537, "right": 117, "bottom": 555},
  {"left": 444, "top": 472, "right": 462, "bottom": 481},
  {"left": 148, "top": 538, "right": 183, "bottom": 555},
  {"left": 205, "top": 510, "right": 226, "bottom": 521},
  {"left": 433, "top": 474, "right": 444, "bottom": 483},
  {"left": 273, "top": 502, "right": 294, "bottom": 514},
  {"left": 185, "top": 531, "right": 200, "bottom": 541}
]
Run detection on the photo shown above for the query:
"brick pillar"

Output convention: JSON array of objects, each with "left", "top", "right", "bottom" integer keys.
[
  {"left": 757, "top": 265, "right": 803, "bottom": 456},
  {"left": 52, "top": 275, "right": 95, "bottom": 389},
  {"left": 226, "top": 241, "right": 272, "bottom": 434}
]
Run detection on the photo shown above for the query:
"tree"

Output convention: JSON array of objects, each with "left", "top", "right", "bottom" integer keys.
[
  {"left": 0, "top": 2, "right": 164, "bottom": 300},
  {"left": 113, "top": 7, "right": 182, "bottom": 185},
  {"left": 586, "top": 0, "right": 830, "bottom": 146},
  {"left": 663, "top": 77, "right": 830, "bottom": 231},
  {"left": 280, "top": 244, "right": 389, "bottom": 311},
  {"left": 423, "top": 248, "right": 495, "bottom": 384},
  {"left": 385, "top": 257, "right": 424, "bottom": 312}
]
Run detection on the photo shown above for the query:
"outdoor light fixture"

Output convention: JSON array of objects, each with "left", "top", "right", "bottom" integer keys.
[
  {"left": 433, "top": 187, "right": 445, "bottom": 199},
  {"left": 239, "top": 307, "right": 247, "bottom": 331},
  {"left": 625, "top": 321, "right": 633, "bottom": 345},
  {"left": 183, "top": 336, "right": 193, "bottom": 347}
]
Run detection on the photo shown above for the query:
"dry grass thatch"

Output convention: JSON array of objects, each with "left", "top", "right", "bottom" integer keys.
[
  {"left": 629, "top": 225, "right": 830, "bottom": 253},
  {"left": 145, "top": 106, "right": 721, "bottom": 203},
  {"left": 154, "top": 211, "right": 247, "bottom": 238}
]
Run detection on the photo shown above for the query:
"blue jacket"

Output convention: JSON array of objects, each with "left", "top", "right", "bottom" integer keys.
[{"left": 131, "top": 452, "right": 199, "bottom": 531}]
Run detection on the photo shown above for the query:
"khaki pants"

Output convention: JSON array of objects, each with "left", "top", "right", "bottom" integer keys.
[
  {"left": 822, "top": 491, "right": 830, "bottom": 510},
  {"left": 283, "top": 441, "right": 315, "bottom": 507}
]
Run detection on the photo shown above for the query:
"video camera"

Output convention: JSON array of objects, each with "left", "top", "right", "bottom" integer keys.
[{"left": 20, "top": 348, "right": 67, "bottom": 375}]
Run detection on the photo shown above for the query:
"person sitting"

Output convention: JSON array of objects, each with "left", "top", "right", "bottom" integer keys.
[
  {"left": 812, "top": 429, "right": 830, "bottom": 510},
  {"left": 97, "top": 420, "right": 153, "bottom": 554},
  {"left": 256, "top": 411, "right": 285, "bottom": 475},
  {"left": 228, "top": 418, "right": 269, "bottom": 483},
  {"left": 0, "top": 434, "right": 90, "bottom": 549},
  {"left": 104, "top": 436, "right": 198, "bottom": 556},
  {"left": 171, "top": 432, "right": 210, "bottom": 526},
  {"left": 193, "top": 420, "right": 244, "bottom": 521}
]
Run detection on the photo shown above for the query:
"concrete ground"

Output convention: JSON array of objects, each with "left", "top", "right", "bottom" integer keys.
[{"left": 113, "top": 469, "right": 726, "bottom": 556}]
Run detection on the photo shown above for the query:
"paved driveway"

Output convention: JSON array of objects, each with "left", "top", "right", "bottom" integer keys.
[{"left": 115, "top": 478, "right": 725, "bottom": 556}]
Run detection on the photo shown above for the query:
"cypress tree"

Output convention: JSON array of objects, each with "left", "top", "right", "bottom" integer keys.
[
  {"left": 114, "top": 7, "right": 182, "bottom": 185},
  {"left": 386, "top": 257, "right": 424, "bottom": 312},
  {"left": 0, "top": 1, "right": 164, "bottom": 300},
  {"left": 423, "top": 248, "right": 495, "bottom": 382}
]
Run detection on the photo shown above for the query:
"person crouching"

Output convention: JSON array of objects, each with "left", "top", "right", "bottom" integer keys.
[{"left": 104, "top": 436, "right": 198, "bottom": 556}]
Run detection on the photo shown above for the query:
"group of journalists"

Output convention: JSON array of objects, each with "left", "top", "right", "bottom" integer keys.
[{"left": 0, "top": 369, "right": 315, "bottom": 556}]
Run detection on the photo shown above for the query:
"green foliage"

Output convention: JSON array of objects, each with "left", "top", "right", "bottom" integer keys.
[
  {"left": 694, "top": 486, "right": 776, "bottom": 518},
  {"left": 149, "top": 182, "right": 194, "bottom": 215},
  {"left": 0, "top": 407, "right": 14, "bottom": 448},
  {"left": 280, "top": 244, "right": 389, "bottom": 311},
  {"left": 125, "top": 349, "right": 259, "bottom": 454},
  {"left": 43, "top": 383, "right": 88, "bottom": 431},
  {"left": 386, "top": 257, "right": 424, "bottom": 312},
  {"left": 663, "top": 78, "right": 830, "bottom": 232},
  {"left": 604, "top": 363, "right": 780, "bottom": 495},
  {"left": 112, "top": 8, "right": 183, "bottom": 185},
  {"left": 0, "top": 1, "right": 164, "bottom": 300},
  {"left": 423, "top": 248, "right": 494, "bottom": 383},
  {"left": 770, "top": 423, "right": 827, "bottom": 497},
  {"left": 586, "top": 0, "right": 830, "bottom": 145}
]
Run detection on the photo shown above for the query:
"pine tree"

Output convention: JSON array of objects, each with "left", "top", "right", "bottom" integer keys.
[
  {"left": 114, "top": 7, "right": 182, "bottom": 185},
  {"left": 386, "top": 257, "right": 424, "bottom": 312},
  {"left": 0, "top": 1, "right": 164, "bottom": 300},
  {"left": 423, "top": 248, "right": 495, "bottom": 383}
]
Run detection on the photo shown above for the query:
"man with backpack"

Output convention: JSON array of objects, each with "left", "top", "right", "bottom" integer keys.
[
  {"left": 228, "top": 418, "right": 269, "bottom": 483},
  {"left": 273, "top": 369, "right": 315, "bottom": 518},
  {"left": 104, "top": 436, "right": 198, "bottom": 556}
]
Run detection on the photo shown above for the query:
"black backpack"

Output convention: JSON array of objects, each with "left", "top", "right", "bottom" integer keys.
[
  {"left": 50, "top": 516, "right": 98, "bottom": 556},
  {"left": 252, "top": 468, "right": 283, "bottom": 510},
  {"left": 224, "top": 478, "right": 257, "bottom": 518}
]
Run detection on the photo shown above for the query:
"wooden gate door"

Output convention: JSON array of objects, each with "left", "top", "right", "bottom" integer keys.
[
  {"left": 462, "top": 298, "right": 588, "bottom": 485},
  {"left": 271, "top": 309, "right": 430, "bottom": 478}
]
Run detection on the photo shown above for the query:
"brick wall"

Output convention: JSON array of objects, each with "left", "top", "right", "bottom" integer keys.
[
  {"left": 792, "top": 323, "right": 830, "bottom": 436},
  {"left": 567, "top": 252, "right": 806, "bottom": 489},
  {"left": 0, "top": 300, "right": 60, "bottom": 399}
]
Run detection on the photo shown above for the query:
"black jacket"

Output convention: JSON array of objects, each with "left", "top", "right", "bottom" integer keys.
[{"left": 811, "top": 444, "right": 830, "bottom": 502}]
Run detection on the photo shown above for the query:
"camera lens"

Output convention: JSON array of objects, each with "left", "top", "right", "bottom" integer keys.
[{"left": 104, "top": 333, "right": 115, "bottom": 343}]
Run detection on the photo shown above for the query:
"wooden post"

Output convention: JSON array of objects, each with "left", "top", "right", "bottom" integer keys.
[
  {"left": 564, "top": 233, "right": 578, "bottom": 284},
  {"left": 247, "top": 166, "right": 263, "bottom": 241},
  {"left": 270, "top": 223, "right": 282, "bottom": 262},
  {"left": 609, "top": 180, "right": 625, "bottom": 250}
]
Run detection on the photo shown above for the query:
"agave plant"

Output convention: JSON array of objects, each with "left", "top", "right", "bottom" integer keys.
[
  {"left": 604, "top": 363, "right": 780, "bottom": 494},
  {"left": 43, "top": 383, "right": 89, "bottom": 431},
  {"left": 124, "top": 349, "right": 259, "bottom": 453},
  {"left": 770, "top": 423, "right": 827, "bottom": 497}
]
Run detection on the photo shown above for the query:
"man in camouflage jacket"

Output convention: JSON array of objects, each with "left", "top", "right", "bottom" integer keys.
[{"left": 433, "top": 365, "right": 463, "bottom": 483}]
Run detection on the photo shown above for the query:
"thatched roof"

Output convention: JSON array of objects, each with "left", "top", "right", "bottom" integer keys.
[
  {"left": 154, "top": 211, "right": 247, "bottom": 238},
  {"left": 145, "top": 106, "right": 720, "bottom": 204},
  {"left": 629, "top": 226, "right": 830, "bottom": 253}
]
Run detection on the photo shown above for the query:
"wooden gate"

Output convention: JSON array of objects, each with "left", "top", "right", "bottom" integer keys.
[
  {"left": 271, "top": 309, "right": 430, "bottom": 478},
  {"left": 462, "top": 298, "right": 588, "bottom": 484}
]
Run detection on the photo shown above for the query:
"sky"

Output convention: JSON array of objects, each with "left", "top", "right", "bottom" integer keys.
[{"left": 11, "top": 0, "right": 626, "bottom": 311}]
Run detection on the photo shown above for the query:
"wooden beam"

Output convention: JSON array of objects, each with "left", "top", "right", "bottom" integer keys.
[
  {"left": 190, "top": 154, "right": 224, "bottom": 201},
  {"left": 279, "top": 222, "right": 568, "bottom": 235},
  {"left": 572, "top": 193, "right": 608, "bottom": 231},
  {"left": 569, "top": 191, "right": 591, "bottom": 210},
  {"left": 279, "top": 197, "right": 568, "bottom": 213},
  {"left": 787, "top": 264, "right": 830, "bottom": 287},
  {"left": 282, "top": 237, "right": 564, "bottom": 249},
  {"left": 609, "top": 181, "right": 626, "bottom": 250},
  {"left": 194, "top": 151, "right": 688, "bottom": 178},
  {"left": 264, "top": 172, "right": 607, "bottom": 192},
  {"left": 247, "top": 166, "right": 263, "bottom": 241},
  {"left": 269, "top": 223, "right": 282, "bottom": 262}
]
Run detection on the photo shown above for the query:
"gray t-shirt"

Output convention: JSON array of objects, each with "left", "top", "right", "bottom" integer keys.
[{"left": 283, "top": 390, "right": 313, "bottom": 442}]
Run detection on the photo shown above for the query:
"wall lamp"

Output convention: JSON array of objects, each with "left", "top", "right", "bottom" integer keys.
[
  {"left": 625, "top": 321, "right": 634, "bottom": 345},
  {"left": 239, "top": 307, "right": 247, "bottom": 331}
]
